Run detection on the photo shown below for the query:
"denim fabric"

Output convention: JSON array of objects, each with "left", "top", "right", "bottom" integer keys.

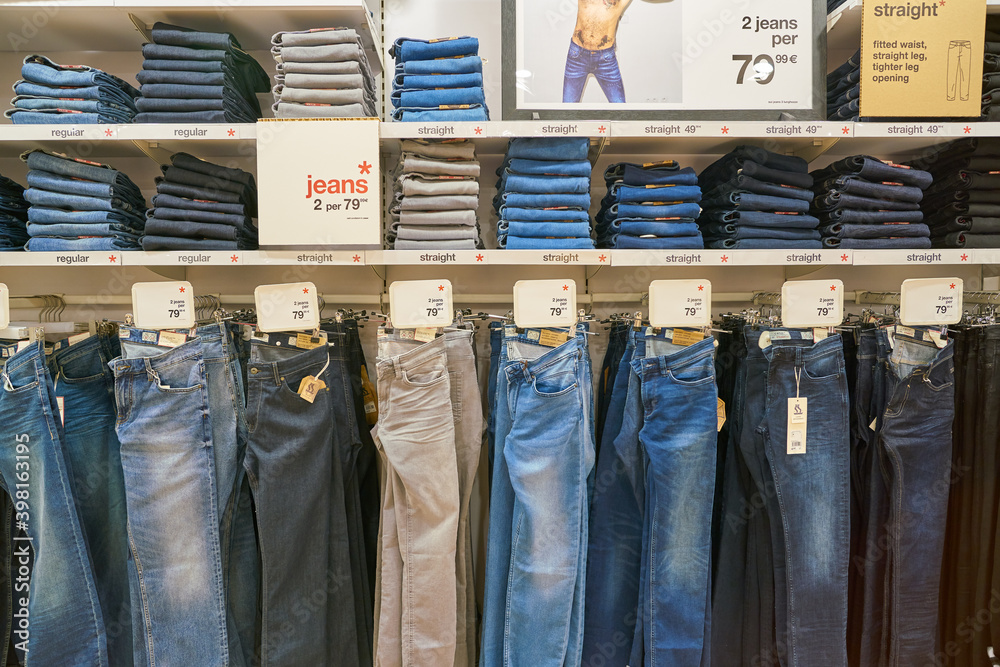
[
  {"left": 400, "top": 195, "right": 478, "bottom": 211},
  {"left": 110, "top": 338, "right": 230, "bottom": 665},
  {"left": 139, "top": 81, "right": 254, "bottom": 102},
  {"left": 701, "top": 147, "right": 809, "bottom": 181},
  {"left": 26, "top": 236, "right": 140, "bottom": 251},
  {"left": 482, "top": 328, "right": 594, "bottom": 666},
  {"left": 161, "top": 165, "right": 250, "bottom": 196},
  {"left": 701, "top": 192, "right": 811, "bottom": 213},
  {"left": 395, "top": 210, "right": 477, "bottom": 227},
  {"left": 150, "top": 207, "right": 251, "bottom": 228},
  {"left": 703, "top": 223, "right": 821, "bottom": 241},
  {"left": 486, "top": 323, "right": 504, "bottom": 483},
  {"left": 814, "top": 191, "right": 923, "bottom": 212},
  {"left": 142, "top": 58, "right": 225, "bottom": 72},
  {"left": 26, "top": 171, "right": 144, "bottom": 208},
  {"left": 730, "top": 161, "right": 816, "bottom": 190},
  {"left": 820, "top": 223, "right": 930, "bottom": 239},
  {"left": 603, "top": 202, "right": 703, "bottom": 221},
  {"left": 141, "top": 43, "right": 228, "bottom": 62},
  {"left": 395, "top": 56, "right": 483, "bottom": 75},
  {"left": 394, "top": 225, "right": 478, "bottom": 241},
  {"left": 393, "top": 86, "right": 485, "bottom": 109},
  {"left": 506, "top": 137, "right": 591, "bottom": 161},
  {"left": 611, "top": 219, "right": 701, "bottom": 237},
  {"left": 500, "top": 207, "right": 590, "bottom": 222},
  {"left": 391, "top": 36, "right": 479, "bottom": 62},
  {"left": 813, "top": 176, "right": 924, "bottom": 203},
  {"left": 277, "top": 85, "right": 370, "bottom": 107},
  {"left": 21, "top": 54, "right": 138, "bottom": 96},
  {"left": 708, "top": 238, "right": 823, "bottom": 249},
  {"left": 394, "top": 72, "right": 483, "bottom": 90},
  {"left": 24, "top": 188, "right": 139, "bottom": 214},
  {"left": 501, "top": 174, "right": 590, "bottom": 195},
  {"left": 931, "top": 232, "right": 1000, "bottom": 248},
  {"left": 818, "top": 208, "right": 925, "bottom": 225},
  {"left": 499, "top": 192, "right": 590, "bottom": 209},
  {"left": 138, "top": 110, "right": 242, "bottom": 123},
  {"left": 271, "top": 27, "right": 361, "bottom": 47},
  {"left": 140, "top": 236, "right": 239, "bottom": 250},
  {"left": 0, "top": 342, "right": 111, "bottom": 665},
  {"left": 611, "top": 234, "right": 704, "bottom": 249},
  {"left": 391, "top": 106, "right": 489, "bottom": 122},
  {"left": 150, "top": 21, "right": 239, "bottom": 51},
  {"left": 499, "top": 220, "right": 591, "bottom": 238},
  {"left": 271, "top": 43, "right": 366, "bottom": 65},
  {"left": 27, "top": 222, "right": 140, "bottom": 238},
  {"left": 136, "top": 69, "right": 226, "bottom": 86},
  {"left": 27, "top": 207, "right": 144, "bottom": 227},
  {"left": 13, "top": 80, "right": 136, "bottom": 109},
  {"left": 11, "top": 96, "right": 134, "bottom": 118},
  {"left": 608, "top": 184, "right": 702, "bottom": 204},
  {"left": 563, "top": 41, "right": 625, "bottom": 103},
  {"left": 504, "top": 236, "right": 595, "bottom": 249},
  {"left": 151, "top": 194, "right": 245, "bottom": 216},
  {"left": 245, "top": 338, "right": 360, "bottom": 666},
  {"left": 825, "top": 237, "right": 932, "bottom": 249},
  {"left": 504, "top": 159, "right": 593, "bottom": 177},
  {"left": 925, "top": 201, "right": 1000, "bottom": 218},
  {"left": 827, "top": 49, "right": 861, "bottom": 81},
  {"left": 144, "top": 218, "right": 254, "bottom": 243},
  {"left": 8, "top": 110, "right": 126, "bottom": 124},
  {"left": 272, "top": 101, "right": 367, "bottom": 119},
  {"left": 819, "top": 156, "right": 934, "bottom": 189},
  {"left": 156, "top": 180, "right": 252, "bottom": 214},
  {"left": 701, "top": 209, "right": 820, "bottom": 228},
  {"left": 705, "top": 175, "right": 815, "bottom": 202},
  {"left": 282, "top": 70, "right": 372, "bottom": 91},
  {"left": 397, "top": 175, "right": 478, "bottom": 197},
  {"left": 603, "top": 163, "right": 698, "bottom": 186},
  {"left": 393, "top": 238, "right": 477, "bottom": 249}
]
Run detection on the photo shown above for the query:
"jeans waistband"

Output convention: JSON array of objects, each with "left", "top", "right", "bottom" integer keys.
[
  {"left": 743, "top": 326, "right": 822, "bottom": 362},
  {"left": 763, "top": 331, "right": 844, "bottom": 364},
  {"left": 247, "top": 338, "right": 339, "bottom": 386},
  {"left": 503, "top": 329, "right": 588, "bottom": 383},
  {"left": 376, "top": 332, "right": 447, "bottom": 380},
  {"left": 109, "top": 339, "right": 203, "bottom": 378},
  {"left": 2, "top": 340, "right": 45, "bottom": 381},
  {"left": 632, "top": 335, "right": 715, "bottom": 379},
  {"left": 50, "top": 334, "right": 105, "bottom": 371}
]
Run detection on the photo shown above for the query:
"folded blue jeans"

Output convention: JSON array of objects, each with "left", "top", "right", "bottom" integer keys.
[
  {"left": 21, "top": 54, "right": 139, "bottom": 97},
  {"left": 393, "top": 73, "right": 484, "bottom": 90},
  {"left": 151, "top": 207, "right": 250, "bottom": 228},
  {"left": 136, "top": 69, "right": 226, "bottom": 86},
  {"left": 23, "top": 150, "right": 136, "bottom": 188},
  {"left": 604, "top": 163, "right": 698, "bottom": 186},
  {"left": 8, "top": 110, "right": 126, "bottom": 124},
  {"left": 501, "top": 174, "right": 590, "bottom": 195},
  {"left": 825, "top": 237, "right": 932, "bottom": 249},
  {"left": 707, "top": 238, "right": 823, "bottom": 249},
  {"left": 504, "top": 159, "right": 593, "bottom": 177},
  {"left": 394, "top": 56, "right": 483, "bottom": 75},
  {"left": 820, "top": 223, "right": 930, "bottom": 239},
  {"left": 701, "top": 209, "right": 820, "bottom": 228},
  {"left": 819, "top": 155, "right": 933, "bottom": 189},
  {"left": 24, "top": 188, "right": 140, "bottom": 214},
  {"left": 498, "top": 192, "right": 590, "bottom": 209},
  {"left": 141, "top": 235, "right": 240, "bottom": 250},
  {"left": 500, "top": 207, "right": 590, "bottom": 222},
  {"left": 504, "top": 236, "right": 595, "bottom": 249},
  {"left": 394, "top": 87, "right": 486, "bottom": 109},
  {"left": 613, "top": 234, "right": 704, "bottom": 249},
  {"left": 813, "top": 176, "right": 924, "bottom": 203},
  {"left": 391, "top": 106, "right": 488, "bottom": 122},
  {"left": 705, "top": 175, "right": 814, "bottom": 202},
  {"left": 610, "top": 184, "right": 702, "bottom": 204},
  {"left": 605, "top": 202, "right": 702, "bottom": 221},
  {"left": 27, "top": 222, "right": 139, "bottom": 238},
  {"left": 152, "top": 194, "right": 245, "bottom": 215},
  {"left": 702, "top": 192, "right": 811, "bottom": 213},
  {"left": 26, "top": 235, "right": 140, "bottom": 251},
  {"left": 27, "top": 207, "right": 144, "bottom": 227},
  {"left": 817, "top": 208, "right": 924, "bottom": 225},
  {"left": 145, "top": 217, "right": 255, "bottom": 242},
  {"left": 391, "top": 36, "right": 479, "bottom": 62},
  {"left": 12, "top": 96, "right": 135, "bottom": 117},
  {"left": 499, "top": 220, "right": 591, "bottom": 238},
  {"left": 506, "top": 137, "right": 590, "bottom": 161},
  {"left": 702, "top": 223, "right": 821, "bottom": 241},
  {"left": 26, "top": 170, "right": 145, "bottom": 208},
  {"left": 13, "top": 81, "right": 137, "bottom": 109}
]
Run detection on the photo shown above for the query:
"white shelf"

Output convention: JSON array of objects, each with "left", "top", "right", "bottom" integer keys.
[{"left": 0, "top": 249, "right": 992, "bottom": 267}]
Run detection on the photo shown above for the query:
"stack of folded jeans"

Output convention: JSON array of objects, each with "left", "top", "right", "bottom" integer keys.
[
  {"left": 698, "top": 146, "right": 821, "bottom": 249},
  {"left": 982, "top": 17, "right": 1000, "bottom": 120},
  {"left": 493, "top": 137, "right": 593, "bottom": 250},
  {"left": 136, "top": 22, "right": 269, "bottom": 124},
  {"left": 811, "top": 155, "right": 933, "bottom": 249},
  {"left": 270, "top": 27, "right": 378, "bottom": 119},
  {"left": 143, "top": 152, "right": 258, "bottom": 251},
  {"left": 387, "top": 139, "right": 482, "bottom": 250},
  {"left": 0, "top": 174, "right": 29, "bottom": 250},
  {"left": 389, "top": 36, "right": 489, "bottom": 122},
  {"left": 5, "top": 54, "right": 139, "bottom": 124},
  {"left": 828, "top": 49, "right": 861, "bottom": 121},
  {"left": 21, "top": 150, "right": 145, "bottom": 251},
  {"left": 913, "top": 138, "right": 1000, "bottom": 247},
  {"left": 595, "top": 161, "right": 703, "bottom": 249}
]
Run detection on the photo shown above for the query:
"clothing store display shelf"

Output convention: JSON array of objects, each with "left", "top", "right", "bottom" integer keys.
[
  {"left": 0, "top": 250, "right": 993, "bottom": 268},
  {"left": 0, "top": 0, "right": 381, "bottom": 67}
]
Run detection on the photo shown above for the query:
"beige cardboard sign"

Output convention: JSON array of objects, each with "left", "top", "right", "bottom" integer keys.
[{"left": 861, "top": 0, "right": 986, "bottom": 117}]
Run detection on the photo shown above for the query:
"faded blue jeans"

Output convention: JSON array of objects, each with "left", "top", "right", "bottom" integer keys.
[{"left": 563, "top": 41, "right": 625, "bottom": 103}]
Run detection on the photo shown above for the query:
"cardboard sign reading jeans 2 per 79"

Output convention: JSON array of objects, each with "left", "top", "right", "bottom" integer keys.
[
  {"left": 861, "top": 0, "right": 987, "bottom": 117},
  {"left": 256, "top": 119, "right": 380, "bottom": 248}
]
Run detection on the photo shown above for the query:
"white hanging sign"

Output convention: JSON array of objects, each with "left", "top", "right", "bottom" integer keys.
[
  {"left": 781, "top": 279, "right": 844, "bottom": 328},
  {"left": 648, "top": 280, "right": 712, "bottom": 328},
  {"left": 389, "top": 280, "right": 454, "bottom": 328},
  {"left": 900, "top": 278, "right": 963, "bottom": 326},
  {"left": 131, "top": 281, "right": 195, "bottom": 330},
  {"left": 513, "top": 280, "right": 578, "bottom": 329},
  {"left": 254, "top": 282, "right": 320, "bottom": 332}
]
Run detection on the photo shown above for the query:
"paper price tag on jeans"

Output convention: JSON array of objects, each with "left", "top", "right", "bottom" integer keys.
[
  {"left": 389, "top": 280, "right": 453, "bottom": 328},
  {"left": 0, "top": 284, "right": 8, "bottom": 329},
  {"left": 648, "top": 280, "right": 712, "bottom": 328},
  {"left": 513, "top": 280, "right": 578, "bottom": 329},
  {"left": 781, "top": 280, "right": 844, "bottom": 328},
  {"left": 131, "top": 281, "right": 194, "bottom": 330},
  {"left": 254, "top": 282, "right": 319, "bottom": 333},
  {"left": 900, "top": 278, "right": 963, "bottom": 326}
]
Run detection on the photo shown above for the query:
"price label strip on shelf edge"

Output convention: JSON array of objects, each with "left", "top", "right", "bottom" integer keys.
[
  {"left": 254, "top": 282, "right": 320, "bottom": 333},
  {"left": 131, "top": 281, "right": 195, "bottom": 330},
  {"left": 388, "top": 280, "right": 454, "bottom": 329},
  {"left": 648, "top": 280, "right": 712, "bottom": 328},
  {"left": 781, "top": 279, "right": 844, "bottom": 328},
  {"left": 900, "top": 278, "right": 963, "bottom": 326},
  {"left": 513, "top": 280, "right": 578, "bottom": 329}
]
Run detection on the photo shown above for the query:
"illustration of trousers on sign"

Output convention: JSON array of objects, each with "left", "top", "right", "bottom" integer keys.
[{"left": 947, "top": 40, "right": 972, "bottom": 101}]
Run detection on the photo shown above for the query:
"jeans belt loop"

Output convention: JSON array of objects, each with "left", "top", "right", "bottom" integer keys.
[
  {"left": 143, "top": 357, "right": 156, "bottom": 383},
  {"left": 520, "top": 360, "right": 532, "bottom": 384},
  {"left": 393, "top": 358, "right": 403, "bottom": 381},
  {"left": 658, "top": 355, "right": 668, "bottom": 377},
  {"left": 270, "top": 362, "right": 282, "bottom": 386},
  {"left": 795, "top": 346, "right": 804, "bottom": 368}
]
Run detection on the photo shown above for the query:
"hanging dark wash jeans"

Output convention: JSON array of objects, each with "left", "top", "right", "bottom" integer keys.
[{"left": 244, "top": 335, "right": 360, "bottom": 666}]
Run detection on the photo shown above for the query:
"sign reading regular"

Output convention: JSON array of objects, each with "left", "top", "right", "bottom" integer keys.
[
  {"left": 257, "top": 119, "right": 380, "bottom": 248},
  {"left": 861, "top": 0, "right": 987, "bottom": 117}
]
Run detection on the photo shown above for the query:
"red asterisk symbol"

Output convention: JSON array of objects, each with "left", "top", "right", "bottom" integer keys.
[
  {"left": 950, "top": 283, "right": 956, "bottom": 289},
  {"left": 474, "top": 127, "right": 483, "bottom": 135},
  {"left": 476, "top": 254, "right": 484, "bottom": 262},
  {"left": 961, "top": 254, "right": 969, "bottom": 261},
  {"left": 598, "top": 254, "right": 607, "bottom": 262},
  {"left": 964, "top": 126, "right": 972, "bottom": 134},
  {"left": 303, "top": 287, "right": 309, "bottom": 294},
  {"left": 698, "top": 285, "right": 704, "bottom": 291},
  {"left": 721, "top": 255, "right": 729, "bottom": 263},
  {"left": 841, "top": 254, "right": 849, "bottom": 262},
  {"left": 598, "top": 125, "right": 607, "bottom": 133},
  {"left": 842, "top": 126, "right": 850, "bottom": 135},
  {"left": 352, "top": 254, "right": 361, "bottom": 262},
  {"left": 721, "top": 126, "right": 730, "bottom": 134},
  {"left": 438, "top": 285, "right": 445, "bottom": 291},
  {"left": 562, "top": 284, "right": 569, "bottom": 291},
  {"left": 227, "top": 128, "right": 236, "bottom": 137},
  {"left": 179, "top": 286, "right": 185, "bottom": 293},
  {"left": 230, "top": 254, "right": 238, "bottom": 262},
  {"left": 939, "top": 0, "right": 945, "bottom": 5},
  {"left": 104, "top": 128, "right": 113, "bottom": 137},
  {"left": 108, "top": 255, "right": 117, "bottom": 263},
  {"left": 830, "top": 284, "right": 837, "bottom": 291},
  {"left": 358, "top": 161, "right": 372, "bottom": 175}
]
